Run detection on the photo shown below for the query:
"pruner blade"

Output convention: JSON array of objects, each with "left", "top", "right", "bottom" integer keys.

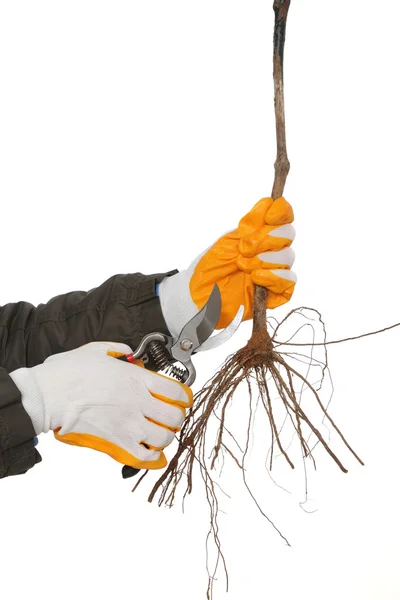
[
  {"left": 195, "top": 304, "right": 244, "bottom": 352},
  {"left": 171, "top": 284, "right": 222, "bottom": 364},
  {"left": 170, "top": 285, "right": 243, "bottom": 385}
]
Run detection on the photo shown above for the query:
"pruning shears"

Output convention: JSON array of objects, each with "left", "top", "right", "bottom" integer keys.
[{"left": 118, "top": 283, "right": 244, "bottom": 478}]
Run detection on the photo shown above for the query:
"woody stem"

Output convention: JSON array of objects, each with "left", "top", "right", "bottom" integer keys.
[{"left": 252, "top": 0, "right": 291, "bottom": 337}]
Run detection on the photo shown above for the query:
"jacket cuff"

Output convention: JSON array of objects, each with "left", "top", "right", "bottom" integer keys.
[
  {"left": 0, "top": 368, "right": 42, "bottom": 478},
  {"left": 9, "top": 367, "right": 45, "bottom": 436},
  {"left": 132, "top": 270, "right": 178, "bottom": 340}
]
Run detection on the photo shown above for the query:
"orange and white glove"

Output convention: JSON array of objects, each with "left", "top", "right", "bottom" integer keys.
[
  {"left": 159, "top": 196, "right": 296, "bottom": 337},
  {"left": 9, "top": 342, "right": 193, "bottom": 470}
]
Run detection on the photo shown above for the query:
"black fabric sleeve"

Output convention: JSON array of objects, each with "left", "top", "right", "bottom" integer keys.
[
  {"left": 0, "top": 369, "right": 42, "bottom": 478},
  {"left": 0, "top": 270, "right": 177, "bottom": 477}
]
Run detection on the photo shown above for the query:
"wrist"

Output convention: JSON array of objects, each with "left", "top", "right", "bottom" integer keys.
[
  {"left": 158, "top": 269, "right": 198, "bottom": 340},
  {"left": 9, "top": 367, "right": 45, "bottom": 436}
]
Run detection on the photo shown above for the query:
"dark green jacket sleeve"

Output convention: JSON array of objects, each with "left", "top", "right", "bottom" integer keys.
[{"left": 0, "top": 270, "right": 177, "bottom": 478}]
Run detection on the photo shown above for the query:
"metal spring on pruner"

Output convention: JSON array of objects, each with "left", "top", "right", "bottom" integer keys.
[
  {"left": 148, "top": 340, "right": 170, "bottom": 370},
  {"left": 165, "top": 363, "right": 186, "bottom": 381},
  {"left": 147, "top": 340, "right": 186, "bottom": 382}
]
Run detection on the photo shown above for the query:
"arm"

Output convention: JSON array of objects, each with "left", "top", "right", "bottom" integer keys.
[
  {"left": 0, "top": 270, "right": 177, "bottom": 372},
  {"left": 0, "top": 196, "right": 296, "bottom": 480},
  {"left": 0, "top": 270, "right": 177, "bottom": 478}
]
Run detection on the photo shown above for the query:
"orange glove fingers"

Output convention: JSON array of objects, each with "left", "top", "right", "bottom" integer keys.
[
  {"left": 237, "top": 247, "right": 295, "bottom": 273},
  {"left": 236, "top": 197, "right": 275, "bottom": 236},
  {"left": 251, "top": 269, "right": 296, "bottom": 301},
  {"left": 237, "top": 196, "right": 293, "bottom": 238},
  {"left": 265, "top": 289, "right": 295, "bottom": 309},
  {"left": 54, "top": 429, "right": 168, "bottom": 470},
  {"left": 238, "top": 223, "right": 295, "bottom": 257},
  {"left": 264, "top": 196, "right": 294, "bottom": 226}
]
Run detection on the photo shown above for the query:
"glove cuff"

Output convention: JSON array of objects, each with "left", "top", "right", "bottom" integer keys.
[
  {"left": 9, "top": 368, "right": 45, "bottom": 436},
  {"left": 158, "top": 268, "right": 198, "bottom": 340}
]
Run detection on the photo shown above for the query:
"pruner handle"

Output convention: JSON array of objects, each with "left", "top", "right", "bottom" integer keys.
[{"left": 117, "top": 333, "right": 194, "bottom": 479}]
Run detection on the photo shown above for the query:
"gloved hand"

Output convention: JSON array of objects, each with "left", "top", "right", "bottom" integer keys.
[
  {"left": 158, "top": 196, "right": 296, "bottom": 336},
  {"left": 9, "top": 342, "right": 193, "bottom": 470}
]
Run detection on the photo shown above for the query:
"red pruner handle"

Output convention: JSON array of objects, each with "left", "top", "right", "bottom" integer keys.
[{"left": 117, "top": 353, "right": 136, "bottom": 364}]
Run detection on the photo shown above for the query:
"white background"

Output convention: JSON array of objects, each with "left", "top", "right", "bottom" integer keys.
[{"left": 1, "top": 1, "right": 399, "bottom": 599}]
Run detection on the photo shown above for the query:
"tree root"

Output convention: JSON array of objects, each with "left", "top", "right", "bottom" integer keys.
[{"left": 132, "top": 307, "right": 363, "bottom": 598}]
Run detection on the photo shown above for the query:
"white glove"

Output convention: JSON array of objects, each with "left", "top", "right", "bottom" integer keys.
[{"left": 9, "top": 342, "right": 193, "bottom": 470}]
